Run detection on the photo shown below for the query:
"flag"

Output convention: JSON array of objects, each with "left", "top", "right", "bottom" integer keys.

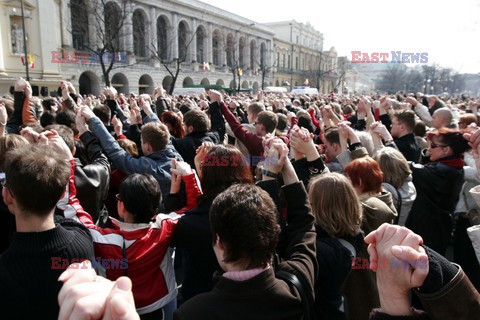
[
  {"left": 237, "top": 68, "right": 243, "bottom": 76},
  {"left": 304, "top": 79, "right": 309, "bottom": 86},
  {"left": 203, "top": 62, "right": 210, "bottom": 71},
  {"left": 252, "top": 68, "right": 258, "bottom": 75},
  {"left": 21, "top": 54, "right": 35, "bottom": 69}
]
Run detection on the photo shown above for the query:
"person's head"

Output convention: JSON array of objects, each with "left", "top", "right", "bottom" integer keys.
[
  {"left": 356, "top": 131, "right": 375, "bottom": 156},
  {"left": 3, "top": 144, "right": 70, "bottom": 216},
  {"left": 414, "top": 120, "right": 427, "bottom": 137},
  {"left": 276, "top": 113, "right": 288, "bottom": 135},
  {"left": 40, "top": 111, "right": 56, "bottom": 127},
  {"left": 179, "top": 104, "right": 193, "bottom": 116},
  {"left": 93, "top": 105, "right": 111, "bottom": 125},
  {"left": 45, "top": 124, "right": 75, "bottom": 153},
  {"left": 42, "top": 98, "right": 58, "bottom": 113},
  {"left": 373, "top": 148, "right": 411, "bottom": 189},
  {"left": 140, "top": 122, "right": 170, "bottom": 155},
  {"left": 308, "top": 173, "right": 362, "bottom": 238},
  {"left": 254, "top": 111, "right": 277, "bottom": 136},
  {"left": 432, "top": 108, "right": 453, "bottom": 129},
  {"left": 458, "top": 113, "right": 477, "bottom": 130},
  {"left": 55, "top": 109, "right": 78, "bottom": 135},
  {"left": 247, "top": 102, "right": 266, "bottom": 124},
  {"left": 160, "top": 111, "right": 185, "bottom": 138},
  {"left": 117, "top": 174, "right": 161, "bottom": 223},
  {"left": 391, "top": 110, "right": 416, "bottom": 138},
  {"left": 200, "top": 145, "right": 254, "bottom": 203},
  {"left": 344, "top": 156, "right": 383, "bottom": 195},
  {"left": 324, "top": 128, "right": 341, "bottom": 162},
  {"left": 210, "top": 183, "right": 280, "bottom": 270},
  {"left": 117, "top": 138, "right": 139, "bottom": 158},
  {"left": 426, "top": 128, "right": 470, "bottom": 162},
  {"left": 0, "top": 134, "right": 29, "bottom": 172},
  {"left": 183, "top": 109, "right": 211, "bottom": 134},
  {"left": 343, "top": 105, "right": 354, "bottom": 115}
]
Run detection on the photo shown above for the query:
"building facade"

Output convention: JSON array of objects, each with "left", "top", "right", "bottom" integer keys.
[
  {"left": 266, "top": 20, "right": 339, "bottom": 94},
  {"left": 0, "top": 0, "right": 275, "bottom": 96}
]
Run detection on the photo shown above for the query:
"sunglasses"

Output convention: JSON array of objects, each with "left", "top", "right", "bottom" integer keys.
[
  {"left": 115, "top": 194, "right": 122, "bottom": 202},
  {"left": 430, "top": 142, "right": 449, "bottom": 149}
]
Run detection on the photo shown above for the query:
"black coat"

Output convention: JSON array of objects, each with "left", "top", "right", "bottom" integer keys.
[
  {"left": 393, "top": 133, "right": 421, "bottom": 163},
  {"left": 173, "top": 131, "right": 219, "bottom": 169},
  {"left": 406, "top": 157, "right": 464, "bottom": 255}
]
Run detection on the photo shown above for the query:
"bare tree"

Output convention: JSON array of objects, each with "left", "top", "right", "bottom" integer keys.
[
  {"left": 334, "top": 58, "right": 351, "bottom": 93},
  {"left": 145, "top": 19, "right": 199, "bottom": 94},
  {"left": 69, "top": 0, "right": 131, "bottom": 86},
  {"left": 376, "top": 64, "right": 409, "bottom": 93}
]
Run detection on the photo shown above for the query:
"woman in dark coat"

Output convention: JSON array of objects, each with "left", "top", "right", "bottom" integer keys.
[{"left": 406, "top": 128, "right": 470, "bottom": 256}]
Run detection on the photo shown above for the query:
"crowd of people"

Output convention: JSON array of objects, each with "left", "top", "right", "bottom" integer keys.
[{"left": 1, "top": 77, "right": 480, "bottom": 319}]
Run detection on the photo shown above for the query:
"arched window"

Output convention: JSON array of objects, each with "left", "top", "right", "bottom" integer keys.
[
  {"left": 104, "top": 2, "right": 122, "bottom": 50},
  {"left": 132, "top": 10, "right": 146, "bottom": 57},
  {"left": 250, "top": 40, "right": 256, "bottom": 69},
  {"left": 212, "top": 30, "right": 221, "bottom": 66},
  {"left": 178, "top": 21, "right": 188, "bottom": 60},
  {"left": 70, "top": 0, "right": 89, "bottom": 50},
  {"left": 226, "top": 33, "right": 234, "bottom": 68},
  {"left": 260, "top": 43, "right": 267, "bottom": 68},
  {"left": 196, "top": 26, "right": 205, "bottom": 62},
  {"left": 156, "top": 16, "right": 168, "bottom": 60}
]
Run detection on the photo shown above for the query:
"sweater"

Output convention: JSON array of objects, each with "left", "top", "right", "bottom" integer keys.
[{"left": 0, "top": 218, "right": 94, "bottom": 319}]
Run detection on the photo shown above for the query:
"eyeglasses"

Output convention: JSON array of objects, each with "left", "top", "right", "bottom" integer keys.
[
  {"left": 1, "top": 180, "right": 14, "bottom": 197},
  {"left": 115, "top": 194, "right": 122, "bottom": 202},
  {"left": 430, "top": 142, "right": 449, "bottom": 149}
]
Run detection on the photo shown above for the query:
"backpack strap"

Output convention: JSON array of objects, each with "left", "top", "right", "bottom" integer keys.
[
  {"left": 394, "top": 188, "right": 402, "bottom": 224},
  {"left": 276, "top": 269, "right": 312, "bottom": 320},
  {"left": 337, "top": 238, "right": 356, "bottom": 258}
]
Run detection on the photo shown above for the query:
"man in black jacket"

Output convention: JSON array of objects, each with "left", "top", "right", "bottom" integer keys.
[
  {"left": 0, "top": 138, "right": 94, "bottom": 319},
  {"left": 390, "top": 110, "right": 421, "bottom": 162}
]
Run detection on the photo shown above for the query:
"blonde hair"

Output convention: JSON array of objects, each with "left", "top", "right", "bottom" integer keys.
[
  {"left": 0, "top": 134, "right": 29, "bottom": 171},
  {"left": 308, "top": 173, "right": 362, "bottom": 238},
  {"left": 373, "top": 148, "right": 411, "bottom": 189}
]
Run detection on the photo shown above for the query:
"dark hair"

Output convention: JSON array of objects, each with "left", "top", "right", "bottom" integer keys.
[
  {"left": 276, "top": 113, "right": 288, "bottom": 131},
  {"left": 141, "top": 122, "right": 170, "bottom": 152},
  {"left": 414, "top": 120, "right": 427, "bottom": 137},
  {"left": 5, "top": 144, "right": 70, "bottom": 216},
  {"left": 427, "top": 128, "right": 471, "bottom": 156},
  {"left": 42, "top": 98, "right": 57, "bottom": 112},
  {"left": 179, "top": 104, "right": 193, "bottom": 115},
  {"left": 119, "top": 173, "right": 161, "bottom": 223},
  {"left": 200, "top": 145, "right": 254, "bottom": 204},
  {"left": 210, "top": 184, "right": 280, "bottom": 269},
  {"left": 93, "top": 105, "right": 111, "bottom": 124},
  {"left": 45, "top": 124, "right": 75, "bottom": 152},
  {"left": 345, "top": 156, "right": 384, "bottom": 194},
  {"left": 55, "top": 109, "right": 78, "bottom": 135},
  {"left": 257, "top": 111, "right": 278, "bottom": 133},
  {"left": 324, "top": 127, "right": 340, "bottom": 145},
  {"left": 394, "top": 110, "right": 416, "bottom": 132},
  {"left": 161, "top": 111, "right": 185, "bottom": 138},
  {"left": 184, "top": 109, "right": 211, "bottom": 132},
  {"left": 40, "top": 111, "right": 56, "bottom": 127}
]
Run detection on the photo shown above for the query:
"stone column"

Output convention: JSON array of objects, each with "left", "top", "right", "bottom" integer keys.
[
  {"left": 206, "top": 23, "right": 213, "bottom": 64},
  {"left": 190, "top": 18, "right": 197, "bottom": 63},
  {"left": 123, "top": 3, "right": 134, "bottom": 55},
  {"left": 221, "top": 29, "right": 227, "bottom": 66},
  {"left": 171, "top": 13, "right": 178, "bottom": 60},
  {"left": 60, "top": 0, "right": 72, "bottom": 47},
  {"left": 0, "top": 17, "right": 6, "bottom": 75},
  {"left": 150, "top": 7, "right": 157, "bottom": 56}
]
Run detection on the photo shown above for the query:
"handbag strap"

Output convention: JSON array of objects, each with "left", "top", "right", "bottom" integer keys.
[{"left": 276, "top": 269, "right": 312, "bottom": 320}]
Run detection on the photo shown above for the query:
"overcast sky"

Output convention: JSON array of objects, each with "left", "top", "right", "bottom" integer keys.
[{"left": 201, "top": 0, "right": 480, "bottom": 74}]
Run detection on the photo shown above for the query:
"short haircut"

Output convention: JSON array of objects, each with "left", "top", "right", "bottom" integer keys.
[
  {"left": 183, "top": 109, "right": 211, "bottom": 132},
  {"left": 93, "top": 105, "right": 111, "bottom": 124},
  {"left": 42, "top": 98, "right": 57, "bottom": 112},
  {"left": 373, "top": 148, "right": 411, "bottom": 189},
  {"left": 345, "top": 156, "right": 383, "bottom": 194},
  {"left": 141, "top": 122, "right": 170, "bottom": 152},
  {"left": 56, "top": 109, "right": 78, "bottom": 135},
  {"left": 248, "top": 102, "right": 265, "bottom": 117},
  {"left": 119, "top": 173, "right": 161, "bottom": 223},
  {"left": 179, "top": 104, "right": 193, "bottom": 116},
  {"left": 210, "top": 183, "right": 280, "bottom": 269},
  {"left": 324, "top": 127, "right": 340, "bottom": 145},
  {"left": 40, "top": 111, "right": 56, "bottom": 127},
  {"left": 5, "top": 144, "right": 70, "bottom": 216},
  {"left": 256, "top": 111, "right": 278, "bottom": 133},
  {"left": 414, "top": 120, "right": 426, "bottom": 137},
  {"left": 427, "top": 128, "right": 470, "bottom": 156},
  {"left": 276, "top": 113, "right": 288, "bottom": 131},
  {"left": 394, "top": 110, "right": 416, "bottom": 132},
  {"left": 45, "top": 124, "right": 75, "bottom": 152},
  {"left": 118, "top": 138, "right": 139, "bottom": 158},
  {"left": 0, "top": 134, "right": 29, "bottom": 171},
  {"left": 308, "top": 173, "right": 362, "bottom": 238}
]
